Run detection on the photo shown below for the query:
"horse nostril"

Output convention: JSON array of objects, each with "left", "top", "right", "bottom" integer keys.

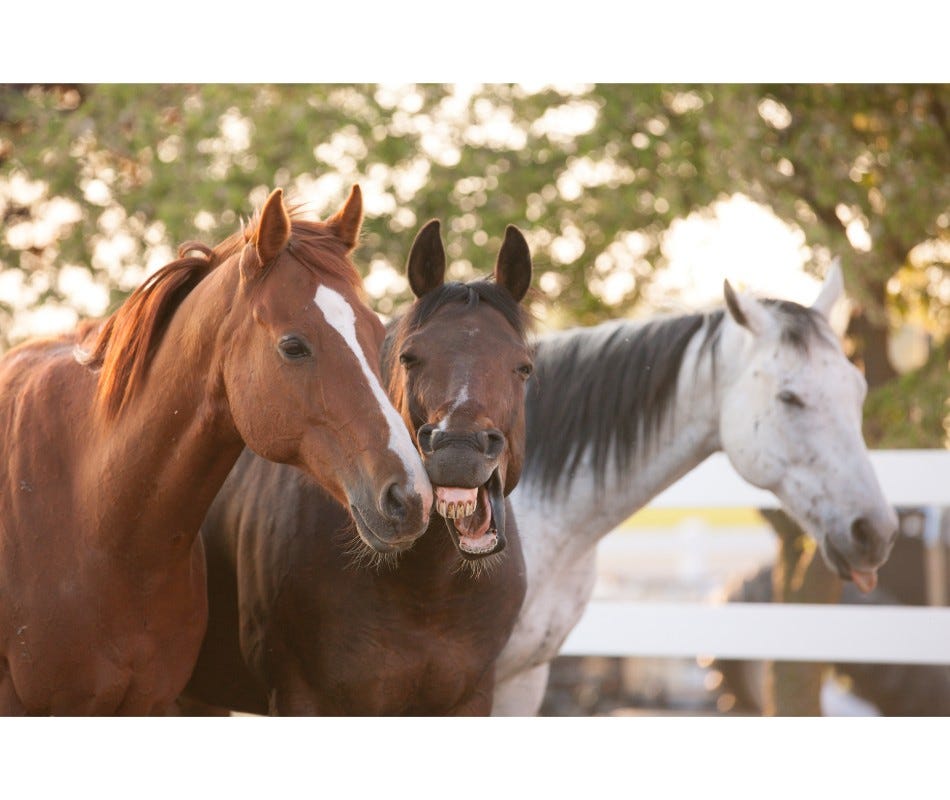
[
  {"left": 478, "top": 429, "right": 505, "bottom": 460},
  {"left": 417, "top": 424, "right": 438, "bottom": 455},
  {"left": 851, "top": 517, "right": 873, "bottom": 554},
  {"left": 381, "top": 482, "right": 409, "bottom": 523}
]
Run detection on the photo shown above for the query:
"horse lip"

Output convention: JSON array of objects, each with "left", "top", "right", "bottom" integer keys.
[
  {"left": 349, "top": 504, "right": 415, "bottom": 554},
  {"left": 823, "top": 538, "right": 859, "bottom": 582},
  {"left": 486, "top": 468, "right": 506, "bottom": 548}
]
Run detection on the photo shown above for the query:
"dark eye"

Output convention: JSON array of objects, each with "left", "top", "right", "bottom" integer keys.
[
  {"left": 278, "top": 335, "right": 312, "bottom": 361},
  {"left": 516, "top": 363, "right": 533, "bottom": 379},
  {"left": 399, "top": 352, "right": 419, "bottom": 369},
  {"left": 778, "top": 390, "right": 805, "bottom": 408}
]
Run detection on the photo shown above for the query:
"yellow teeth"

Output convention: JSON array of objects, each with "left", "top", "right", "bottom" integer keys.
[{"left": 436, "top": 499, "right": 477, "bottom": 519}]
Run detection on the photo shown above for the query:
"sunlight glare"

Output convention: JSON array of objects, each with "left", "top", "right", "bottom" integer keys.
[
  {"left": 82, "top": 178, "right": 112, "bottom": 206},
  {"left": 757, "top": 97, "right": 792, "bottom": 130},
  {"left": 1, "top": 171, "right": 47, "bottom": 206},
  {"left": 652, "top": 194, "right": 817, "bottom": 310},
  {"left": 550, "top": 224, "right": 586, "bottom": 266},
  {"left": 57, "top": 265, "right": 110, "bottom": 317},
  {"left": 363, "top": 258, "right": 407, "bottom": 300},
  {"left": 9, "top": 304, "right": 78, "bottom": 341},
  {"left": 291, "top": 173, "right": 346, "bottom": 218},
  {"left": 530, "top": 100, "right": 599, "bottom": 144}
]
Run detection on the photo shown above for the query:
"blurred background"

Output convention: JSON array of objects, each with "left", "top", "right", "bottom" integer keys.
[{"left": 1, "top": 83, "right": 947, "bottom": 714}]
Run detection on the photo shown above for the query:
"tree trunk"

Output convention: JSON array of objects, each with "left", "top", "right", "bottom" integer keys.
[{"left": 848, "top": 302, "right": 897, "bottom": 389}]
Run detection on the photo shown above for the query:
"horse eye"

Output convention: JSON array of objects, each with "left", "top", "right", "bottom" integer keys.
[
  {"left": 278, "top": 336, "right": 312, "bottom": 360},
  {"left": 399, "top": 352, "right": 418, "bottom": 369},
  {"left": 516, "top": 363, "right": 533, "bottom": 379},
  {"left": 778, "top": 390, "right": 805, "bottom": 408}
]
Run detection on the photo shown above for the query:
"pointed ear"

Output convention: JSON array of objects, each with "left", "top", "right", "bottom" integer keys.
[
  {"left": 254, "top": 188, "right": 291, "bottom": 265},
  {"left": 811, "top": 258, "right": 844, "bottom": 320},
  {"left": 325, "top": 185, "right": 363, "bottom": 251},
  {"left": 406, "top": 219, "right": 446, "bottom": 298},
  {"left": 723, "top": 280, "right": 770, "bottom": 335},
  {"left": 494, "top": 225, "right": 532, "bottom": 302}
]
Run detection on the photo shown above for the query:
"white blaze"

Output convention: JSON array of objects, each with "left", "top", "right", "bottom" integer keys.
[
  {"left": 438, "top": 383, "right": 469, "bottom": 430},
  {"left": 314, "top": 285, "right": 430, "bottom": 498}
]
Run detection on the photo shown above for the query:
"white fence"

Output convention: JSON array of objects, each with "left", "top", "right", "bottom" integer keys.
[{"left": 560, "top": 449, "right": 950, "bottom": 665}]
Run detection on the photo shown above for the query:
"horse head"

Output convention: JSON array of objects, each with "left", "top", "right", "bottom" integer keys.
[
  {"left": 717, "top": 262, "right": 898, "bottom": 591},
  {"left": 385, "top": 220, "right": 533, "bottom": 560},
  {"left": 220, "top": 186, "right": 432, "bottom": 553}
]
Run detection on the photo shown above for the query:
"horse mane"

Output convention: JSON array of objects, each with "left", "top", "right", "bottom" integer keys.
[
  {"left": 523, "top": 297, "right": 832, "bottom": 495},
  {"left": 760, "top": 298, "right": 836, "bottom": 352},
  {"left": 83, "top": 212, "right": 362, "bottom": 419},
  {"left": 381, "top": 280, "right": 532, "bottom": 403},
  {"left": 523, "top": 311, "right": 722, "bottom": 495}
]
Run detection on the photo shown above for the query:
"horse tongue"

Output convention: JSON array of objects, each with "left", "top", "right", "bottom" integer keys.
[{"left": 851, "top": 568, "right": 878, "bottom": 594}]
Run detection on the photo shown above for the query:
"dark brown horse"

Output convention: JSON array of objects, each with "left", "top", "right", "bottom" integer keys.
[
  {"left": 0, "top": 185, "right": 432, "bottom": 715},
  {"left": 184, "top": 220, "right": 533, "bottom": 714}
]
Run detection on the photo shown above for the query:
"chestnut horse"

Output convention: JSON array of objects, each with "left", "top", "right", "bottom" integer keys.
[
  {"left": 183, "top": 220, "right": 533, "bottom": 714},
  {"left": 0, "top": 185, "right": 432, "bottom": 715}
]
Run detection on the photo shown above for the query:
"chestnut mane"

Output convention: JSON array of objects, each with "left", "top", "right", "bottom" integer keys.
[{"left": 83, "top": 213, "right": 362, "bottom": 419}]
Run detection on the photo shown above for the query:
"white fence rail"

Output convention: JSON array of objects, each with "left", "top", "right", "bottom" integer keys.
[{"left": 561, "top": 449, "right": 950, "bottom": 665}]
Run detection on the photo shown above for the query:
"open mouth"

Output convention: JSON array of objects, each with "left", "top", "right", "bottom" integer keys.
[
  {"left": 433, "top": 469, "right": 506, "bottom": 559},
  {"left": 824, "top": 539, "right": 879, "bottom": 594}
]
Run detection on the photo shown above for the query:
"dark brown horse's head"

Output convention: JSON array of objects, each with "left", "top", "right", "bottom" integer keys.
[
  {"left": 219, "top": 186, "right": 433, "bottom": 553},
  {"left": 384, "top": 220, "right": 533, "bottom": 560}
]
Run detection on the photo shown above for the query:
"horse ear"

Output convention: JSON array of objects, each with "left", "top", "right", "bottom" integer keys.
[
  {"left": 326, "top": 185, "right": 363, "bottom": 251},
  {"left": 723, "top": 280, "right": 770, "bottom": 335},
  {"left": 407, "top": 219, "right": 446, "bottom": 298},
  {"left": 811, "top": 258, "right": 844, "bottom": 320},
  {"left": 254, "top": 188, "right": 291, "bottom": 265},
  {"left": 494, "top": 225, "right": 532, "bottom": 302}
]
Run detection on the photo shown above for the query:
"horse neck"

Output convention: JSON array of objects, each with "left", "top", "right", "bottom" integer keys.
[
  {"left": 91, "top": 265, "right": 244, "bottom": 556},
  {"left": 514, "top": 322, "right": 725, "bottom": 560}
]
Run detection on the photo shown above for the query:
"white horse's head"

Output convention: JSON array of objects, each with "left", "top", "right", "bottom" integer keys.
[{"left": 717, "top": 263, "right": 898, "bottom": 592}]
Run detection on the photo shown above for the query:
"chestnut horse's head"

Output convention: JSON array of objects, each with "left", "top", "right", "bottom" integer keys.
[
  {"left": 384, "top": 220, "right": 533, "bottom": 560},
  {"left": 220, "top": 187, "right": 432, "bottom": 552}
]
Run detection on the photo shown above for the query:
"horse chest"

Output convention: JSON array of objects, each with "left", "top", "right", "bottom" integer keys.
[
  {"left": 496, "top": 542, "right": 597, "bottom": 680},
  {"left": 3, "top": 545, "right": 207, "bottom": 715},
  {"left": 320, "top": 593, "right": 509, "bottom": 715}
]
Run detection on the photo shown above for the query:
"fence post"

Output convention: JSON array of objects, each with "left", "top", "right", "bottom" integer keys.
[{"left": 761, "top": 510, "right": 843, "bottom": 716}]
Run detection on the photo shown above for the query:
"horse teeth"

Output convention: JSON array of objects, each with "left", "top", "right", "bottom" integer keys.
[{"left": 435, "top": 496, "right": 477, "bottom": 519}]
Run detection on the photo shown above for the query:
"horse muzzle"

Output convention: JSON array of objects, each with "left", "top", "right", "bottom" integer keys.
[
  {"left": 348, "top": 474, "right": 432, "bottom": 553},
  {"left": 820, "top": 510, "right": 898, "bottom": 593}
]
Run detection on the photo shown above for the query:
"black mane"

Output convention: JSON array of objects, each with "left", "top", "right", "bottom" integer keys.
[
  {"left": 522, "top": 298, "right": 831, "bottom": 495},
  {"left": 405, "top": 280, "right": 529, "bottom": 338}
]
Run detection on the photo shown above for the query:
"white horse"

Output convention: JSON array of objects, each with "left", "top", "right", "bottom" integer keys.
[{"left": 494, "top": 264, "right": 898, "bottom": 715}]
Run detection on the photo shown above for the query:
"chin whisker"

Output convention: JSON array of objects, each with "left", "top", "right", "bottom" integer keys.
[
  {"left": 337, "top": 523, "right": 404, "bottom": 573},
  {"left": 451, "top": 549, "right": 506, "bottom": 580}
]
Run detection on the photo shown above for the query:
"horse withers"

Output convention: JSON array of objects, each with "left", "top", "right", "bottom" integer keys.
[
  {"left": 0, "top": 184, "right": 431, "bottom": 715},
  {"left": 492, "top": 263, "right": 898, "bottom": 715},
  {"left": 184, "top": 220, "right": 534, "bottom": 715}
]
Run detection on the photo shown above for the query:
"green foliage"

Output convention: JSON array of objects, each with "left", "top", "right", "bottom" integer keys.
[
  {"left": 864, "top": 342, "right": 950, "bottom": 448},
  {"left": 1, "top": 83, "right": 947, "bottom": 445}
]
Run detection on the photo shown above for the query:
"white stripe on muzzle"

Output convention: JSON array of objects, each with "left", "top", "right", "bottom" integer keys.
[{"left": 314, "top": 285, "right": 429, "bottom": 498}]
